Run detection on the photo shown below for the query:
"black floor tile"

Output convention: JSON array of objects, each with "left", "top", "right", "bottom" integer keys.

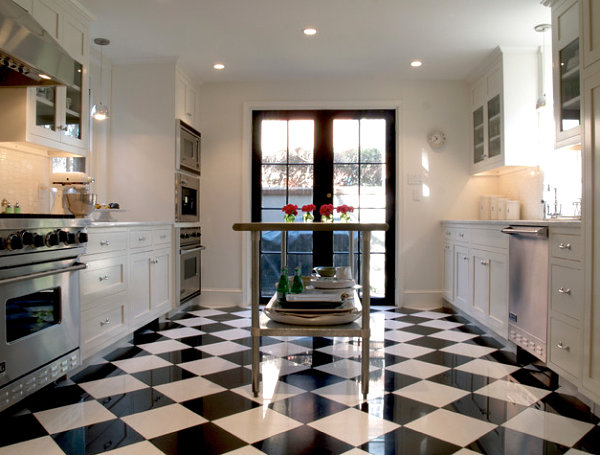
[
  {"left": 392, "top": 315, "right": 432, "bottom": 325},
  {"left": 99, "top": 388, "right": 174, "bottom": 417},
  {"left": 103, "top": 346, "right": 147, "bottom": 362},
  {"left": 202, "top": 367, "right": 254, "bottom": 389},
  {"left": 177, "top": 333, "right": 225, "bottom": 347},
  {"left": 0, "top": 413, "right": 48, "bottom": 447},
  {"left": 427, "top": 369, "right": 488, "bottom": 393},
  {"left": 401, "top": 325, "right": 442, "bottom": 336},
  {"left": 236, "top": 336, "right": 281, "bottom": 347},
  {"left": 444, "top": 394, "right": 527, "bottom": 425},
  {"left": 203, "top": 313, "right": 244, "bottom": 322},
  {"left": 155, "top": 348, "right": 212, "bottom": 363},
  {"left": 538, "top": 392, "right": 600, "bottom": 424},
  {"left": 405, "top": 336, "right": 457, "bottom": 350},
  {"left": 254, "top": 424, "right": 353, "bottom": 455},
  {"left": 70, "top": 364, "right": 127, "bottom": 384},
  {"left": 269, "top": 392, "right": 348, "bottom": 423},
  {"left": 192, "top": 322, "right": 239, "bottom": 333},
  {"left": 281, "top": 369, "right": 346, "bottom": 391},
  {"left": 24, "top": 384, "right": 91, "bottom": 412},
  {"left": 151, "top": 422, "right": 247, "bottom": 455},
  {"left": 359, "top": 394, "right": 437, "bottom": 425},
  {"left": 52, "top": 420, "right": 145, "bottom": 455},
  {"left": 182, "top": 390, "right": 260, "bottom": 420},
  {"left": 132, "top": 365, "right": 195, "bottom": 386},
  {"left": 220, "top": 349, "right": 258, "bottom": 366},
  {"left": 572, "top": 425, "right": 600, "bottom": 454},
  {"left": 368, "top": 369, "right": 420, "bottom": 392},
  {"left": 467, "top": 426, "right": 569, "bottom": 455},
  {"left": 416, "top": 350, "right": 472, "bottom": 368},
  {"left": 360, "top": 427, "right": 461, "bottom": 455},
  {"left": 132, "top": 331, "right": 168, "bottom": 345}
]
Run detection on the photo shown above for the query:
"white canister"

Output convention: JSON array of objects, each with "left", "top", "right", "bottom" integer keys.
[
  {"left": 490, "top": 196, "right": 500, "bottom": 220},
  {"left": 505, "top": 200, "right": 521, "bottom": 220},
  {"left": 496, "top": 198, "right": 507, "bottom": 219},
  {"left": 480, "top": 195, "right": 491, "bottom": 220}
]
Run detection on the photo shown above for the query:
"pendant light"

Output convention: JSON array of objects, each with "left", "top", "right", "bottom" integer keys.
[
  {"left": 535, "top": 24, "right": 551, "bottom": 111},
  {"left": 91, "top": 38, "right": 110, "bottom": 121}
]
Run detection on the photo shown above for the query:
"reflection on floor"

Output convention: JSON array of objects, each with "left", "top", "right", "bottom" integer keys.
[{"left": 1, "top": 304, "right": 599, "bottom": 455}]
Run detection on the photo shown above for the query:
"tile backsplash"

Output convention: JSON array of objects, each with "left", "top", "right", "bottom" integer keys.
[
  {"left": 0, "top": 147, "right": 53, "bottom": 213},
  {"left": 498, "top": 167, "right": 545, "bottom": 220}
]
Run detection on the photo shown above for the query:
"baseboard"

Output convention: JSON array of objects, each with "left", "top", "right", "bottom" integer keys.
[
  {"left": 196, "top": 288, "right": 245, "bottom": 307},
  {"left": 401, "top": 290, "right": 445, "bottom": 310}
]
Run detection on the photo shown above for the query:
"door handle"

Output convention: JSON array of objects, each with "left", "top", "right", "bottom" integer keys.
[
  {"left": 558, "top": 242, "right": 571, "bottom": 250},
  {"left": 557, "top": 341, "right": 570, "bottom": 351},
  {"left": 558, "top": 287, "right": 571, "bottom": 295}
]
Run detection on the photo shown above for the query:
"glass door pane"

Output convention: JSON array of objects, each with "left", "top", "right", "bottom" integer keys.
[
  {"left": 65, "top": 61, "right": 83, "bottom": 140},
  {"left": 487, "top": 95, "right": 501, "bottom": 158},
  {"left": 559, "top": 39, "right": 580, "bottom": 132},
  {"left": 473, "top": 107, "right": 485, "bottom": 163},
  {"left": 35, "top": 86, "right": 57, "bottom": 131}
]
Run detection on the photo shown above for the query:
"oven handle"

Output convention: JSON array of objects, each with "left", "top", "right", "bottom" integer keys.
[
  {"left": 0, "top": 262, "right": 87, "bottom": 286},
  {"left": 180, "top": 245, "right": 206, "bottom": 254}
]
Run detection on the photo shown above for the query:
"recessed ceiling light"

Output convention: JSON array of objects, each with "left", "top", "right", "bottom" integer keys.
[
  {"left": 39, "top": 74, "right": 51, "bottom": 80},
  {"left": 303, "top": 27, "right": 317, "bottom": 36},
  {"left": 213, "top": 63, "right": 225, "bottom": 70},
  {"left": 410, "top": 60, "right": 423, "bottom": 68}
]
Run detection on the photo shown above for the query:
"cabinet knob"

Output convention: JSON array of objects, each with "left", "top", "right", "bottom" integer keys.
[
  {"left": 150, "top": 258, "right": 159, "bottom": 264},
  {"left": 463, "top": 256, "right": 468, "bottom": 261},
  {"left": 557, "top": 341, "right": 570, "bottom": 351},
  {"left": 558, "top": 242, "right": 571, "bottom": 250},
  {"left": 139, "top": 236, "right": 146, "bottom": 241},
  {"left": 100, "top": 240, "right": 110, "bottom": 246},
  {"left": 480, "top": 260, "right": 489, "bottom": 266},
  {"left": 100, "top": 318, "right": 111, "bottom": 326},
  {"left": 459, "top": 233, "right": 464, "bottom": 238},
  {"left": 557, "top": 287, "right": 571, "bottom": 295},
  {"left": 99, "top": 274, "right": 109, "bottom": 281}
]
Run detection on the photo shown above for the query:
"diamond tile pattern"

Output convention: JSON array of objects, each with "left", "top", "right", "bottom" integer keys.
[{"left": 1, "top": 305, "right": 598, "bottom": 454}]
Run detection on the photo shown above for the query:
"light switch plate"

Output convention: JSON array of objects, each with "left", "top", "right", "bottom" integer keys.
[{"left": 407, "top": 173, "right": 424, "bottom": 185}]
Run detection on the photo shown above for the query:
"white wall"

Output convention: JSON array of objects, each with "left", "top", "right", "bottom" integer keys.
[{"left": 197, "top": 77, "right": 497, "bottom": 308}]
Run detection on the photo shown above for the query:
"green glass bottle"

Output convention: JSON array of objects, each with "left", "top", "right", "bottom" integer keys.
[
  {"left": 276, "top": 266, "right": 290, "bottom": 300},
  {"left": 291, "top": 267, "right": 304, "bottom": 294}
]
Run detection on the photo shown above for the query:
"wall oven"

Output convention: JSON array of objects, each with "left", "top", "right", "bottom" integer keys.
[
  {"left": 179, "top": 227, "right": 204, "bottom": 302},
  {"left": 0, "top": 216, "right": 88, "bottom": 411},
  {"left": 175, "top": 171, "right": 200, "bottom": 223},
  {"left": 176, "top": 119, "right": 201, "bottom": 175}
]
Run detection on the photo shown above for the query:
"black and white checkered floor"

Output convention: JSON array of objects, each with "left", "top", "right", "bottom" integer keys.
[{"left": 1, "top": 304, "right": 599, "bottom": 455}]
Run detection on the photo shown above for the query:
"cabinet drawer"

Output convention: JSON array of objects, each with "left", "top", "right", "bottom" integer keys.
[
  {"left": 550, "top": 233, "right": 582, "bottom": 262},
  {"left": 550, "top": 264, "right": 583, "bottom": 321},
  {"left": 152, "top": 228, "right": 171, "bottom": 247},
  {"left": 471, "top": 228, "right": 507, "bottom": 250},
  {"left": 130, "top": 230, "right": 152, "bottom": 249},
  {"left": 549, "top": 317, "right": 581, "bottom": 378},
  {"left": 454, "top": 227, "right": 470, "bottom": 243},
  {"left": 81, "top": 296, "right": 127, "bottom": 351},
  {"left": 86, "top": 230, "right": 128, "bottom": 255},
  {"left": 81, "top": 256, "right": 127, "bottom": 303},
  {"left": 442, "top": 226, "right": 454, "bottom": 242}
]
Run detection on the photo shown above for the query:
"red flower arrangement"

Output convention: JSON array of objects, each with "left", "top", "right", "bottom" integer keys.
[
  {"left": 282, "top": 204, "right": 298, "bottom": 216},
  {"left": 319, "top": 204, "right": 334, "bottom": 217},
  {"left": 301, "top": 204, "right": 316, "bottom": 222},
  {"left": 336, "top": 204, "right": 354, "bottom": 214},
  {"left": 301, "top": 204, "right": 316, "bottom": 213}
]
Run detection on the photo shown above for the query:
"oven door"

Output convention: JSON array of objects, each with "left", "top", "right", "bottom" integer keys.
[
  {"left": 180, "top": 245, "right": 204, "bottom": 302},
  {"left": 0, "top": 263, "right": 85, "bottom": 388},
  {"left": 176, "top": 172, "right": 200, "bottom": 223}
]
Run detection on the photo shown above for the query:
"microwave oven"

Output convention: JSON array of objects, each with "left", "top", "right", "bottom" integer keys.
[
  {"left": 175, "top": 171, "right": 200, "bottom": 223},
  {"left": 176, "top": 119, "right": 201, "bottom": 175}
]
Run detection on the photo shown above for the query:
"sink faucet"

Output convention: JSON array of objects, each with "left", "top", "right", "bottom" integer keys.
[{"left": 546, "top": 185, "right": 562, "bottom": 218}]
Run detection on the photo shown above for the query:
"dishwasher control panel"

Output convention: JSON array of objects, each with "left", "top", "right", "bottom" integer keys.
[{"left": 509, "top": 325, "right": 546, "bottom": 362}]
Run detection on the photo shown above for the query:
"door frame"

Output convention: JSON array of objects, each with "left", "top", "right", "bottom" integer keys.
[{"left": 241, "top": 101, "right": 404, "bottom": 307}]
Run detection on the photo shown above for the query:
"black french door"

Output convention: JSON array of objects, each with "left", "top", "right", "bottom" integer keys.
[{"left": 252, "top": 109, "right": 395, "bottom": 305}]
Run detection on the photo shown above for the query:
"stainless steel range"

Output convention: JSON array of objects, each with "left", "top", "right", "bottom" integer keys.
[
  {"left": 179, "top": 227, "right": 204, "bottom": 303},
  {"left": 0, "top": 214, "right": 89, "bottom": 411}
]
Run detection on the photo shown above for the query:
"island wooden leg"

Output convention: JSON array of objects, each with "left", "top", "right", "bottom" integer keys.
[
  {"left": 361, "top": 231, "right": 371, "bottom": 399},
  {"left": 251, "top": 231, "right": 260, "bottom": 397}
]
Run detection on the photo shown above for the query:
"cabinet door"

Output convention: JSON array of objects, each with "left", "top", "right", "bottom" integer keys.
[
  {"left": 150, "top": 248, "right": 171, "bottom": 313},
  {"left": 29, "top": 86, "right": 61, "bottom": 141},
  {"left": 488, "top": 250, "right": 508, "bottom": 332},
  {"left": 582, "top": 0, "right": 600, "bottom": 68},
  {"left": 12, "top": 0, "right": 32, "bottom": 12},
  {"left": 129, "top": 251, "right": 151, "bottom": 325},
  {"left": 582, "top": 63, "right": 600, "bottom": 399},
  {"left": 443, "top": 243, "right": 453, "bottom": 301},
  {"left": 175, "top": 73, "right": 186, "bottom": 120},
  {"left": 454, "top": 245, "right": 471, "bottom": 309},
  {"left": 472, "top": 249, "right": 490, "bottom": 317},
  {"left": 31, "top": 0, "right": 60, "bottom": 41}
]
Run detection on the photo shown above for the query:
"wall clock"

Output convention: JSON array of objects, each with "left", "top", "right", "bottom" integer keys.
[{"left": 427, "top": 130, "right": 446, "bottom": 148}]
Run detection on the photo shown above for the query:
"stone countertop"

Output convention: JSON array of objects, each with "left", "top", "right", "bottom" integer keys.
[
  {"left": 89, "top": 221, "right": 174, "bottom": 227},
  {"left": 441, "top": 219, "right": 581, "bottom": 228}
]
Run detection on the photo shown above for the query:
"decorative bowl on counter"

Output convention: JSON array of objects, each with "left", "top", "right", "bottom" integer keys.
[
  {"left": 314, "top": 266, "right": 336, "bottom": 277},
  {"left": 65, "top": 192, "right": 97, "bottom": 217}
]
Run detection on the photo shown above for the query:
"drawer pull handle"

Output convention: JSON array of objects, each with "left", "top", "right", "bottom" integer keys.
[
  {"left": 100, "top": 240, "right": 110, "bottom": 246},
  {"left": 139, "top": 236, "right": 146, "bottom": 241},
  {"left": 150, "top": 258, "right": 159, "bottom": 264},
  {"left": 99, "top": 275, "right": 109, "bottom": 281},
  {"left": 557, "top": 341, "right": 570, "bottom": 351},
  {"left": 558, "top": 242, "right": 571, "bottom": 250},
  {"left": 100, "top": 318, "right": 111, "bottom": 326},
  {"left": 558, "top": 287, "right": 571, "bottom": 295},
  {"left": 480, "top": 260, "right": 489, "bottom": 266},
  {"left": 459, "top": 233, "right": 464, "bottom": 238},
  {"left": 160, "top": 235, "right": 167, "bottom": 239}
]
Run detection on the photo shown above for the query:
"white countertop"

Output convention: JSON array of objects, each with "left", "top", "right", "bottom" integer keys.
[
  {"left": 89, "top": 221, "right": 174, "bottom": 227},
  {"left": 442, "top": 219, "right": 581, "bottom": 227}
]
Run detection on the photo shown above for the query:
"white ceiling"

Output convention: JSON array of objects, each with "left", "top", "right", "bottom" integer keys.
[{"left": 78, "top": 0, "right": 551, "bottom": 85}]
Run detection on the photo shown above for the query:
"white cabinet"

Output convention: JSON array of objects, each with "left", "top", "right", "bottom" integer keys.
[
  {"left": 553, "top": 0, "right": 581, "bottom": 147},
  {"left": 467, "top": 47, "right": 539, "bottom": 174},
  {"left": 12, "top": 0, "right": 32, "bottom": 12},
  {"left": 0, "top": 0, "right": 90, "bottom": 156},
  {"left": 81, "top": 224, "right": 173, "bottom": 361},
  {"left": 176, "top": 69, "right": 200, "bottom": 130},
  {"left": 582, "top": 0, "right": 600, "bottom": 68},
  {"left": 441, "top": 223, "right": 509, "bottom": 338}
]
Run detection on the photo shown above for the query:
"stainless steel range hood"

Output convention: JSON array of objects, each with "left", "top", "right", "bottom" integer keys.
[{"left": 0, "top": 1, "right": 77, "bottom": 87}]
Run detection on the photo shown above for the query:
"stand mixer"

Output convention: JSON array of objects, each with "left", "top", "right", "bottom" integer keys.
[{"left": 51, "top": 172, "right": 95, "bottom": 216}]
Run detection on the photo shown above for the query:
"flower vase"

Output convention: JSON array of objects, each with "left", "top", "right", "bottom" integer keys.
[
  {"left": 303, "top": 212, "right": 314, "bottom": 223},
  {"left": 340, "top": 213, "right": 351, "bottom": 222},
  {"left": 321, "top": 214, "right": 333, "bottom": 223},
  {"left": 284, "top": 214, "right": 295, "bottom": 223}
]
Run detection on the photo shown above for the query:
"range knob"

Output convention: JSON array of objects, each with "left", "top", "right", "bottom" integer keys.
[
  {"left": 6, "top": 234, "right": 23, "bottom": 251},
  {"left": 77, "top": 232, "right": 88, "bottom": 244},
  {"left": 182, "top": 233, "right": 190, "bottom": 239},
  {"left": 0, "top": 237, "right": 5, "bottom": 250},
  {"left": 193, "top": 232, "right": 201, "bottom": 238},
  {"left": 56, "top": 230, "right": 68, "bottom": 244},
  {"left": 20, "top": 231, "right": 33, "bottom": 246},
  {"left": 32, "top": 234, "right": 44, "bottom": 248},
  {"left": 46, "top": 232, "right": 59, "bottom": 247},
  {"left": 67, "top": 233, "right": 76, "bottom": 244}
]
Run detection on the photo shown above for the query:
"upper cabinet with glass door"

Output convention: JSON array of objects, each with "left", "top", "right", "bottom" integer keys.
[
  {"left": 552, "top": 0, "right": 581, "bottom": 147},
  {"left": 468, "top": 47, "right": 540, "bottom": 174}
]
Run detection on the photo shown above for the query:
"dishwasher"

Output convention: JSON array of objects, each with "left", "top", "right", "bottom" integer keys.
[{"left": 501, "top": 225, "right": 549, "bottom": 361}]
